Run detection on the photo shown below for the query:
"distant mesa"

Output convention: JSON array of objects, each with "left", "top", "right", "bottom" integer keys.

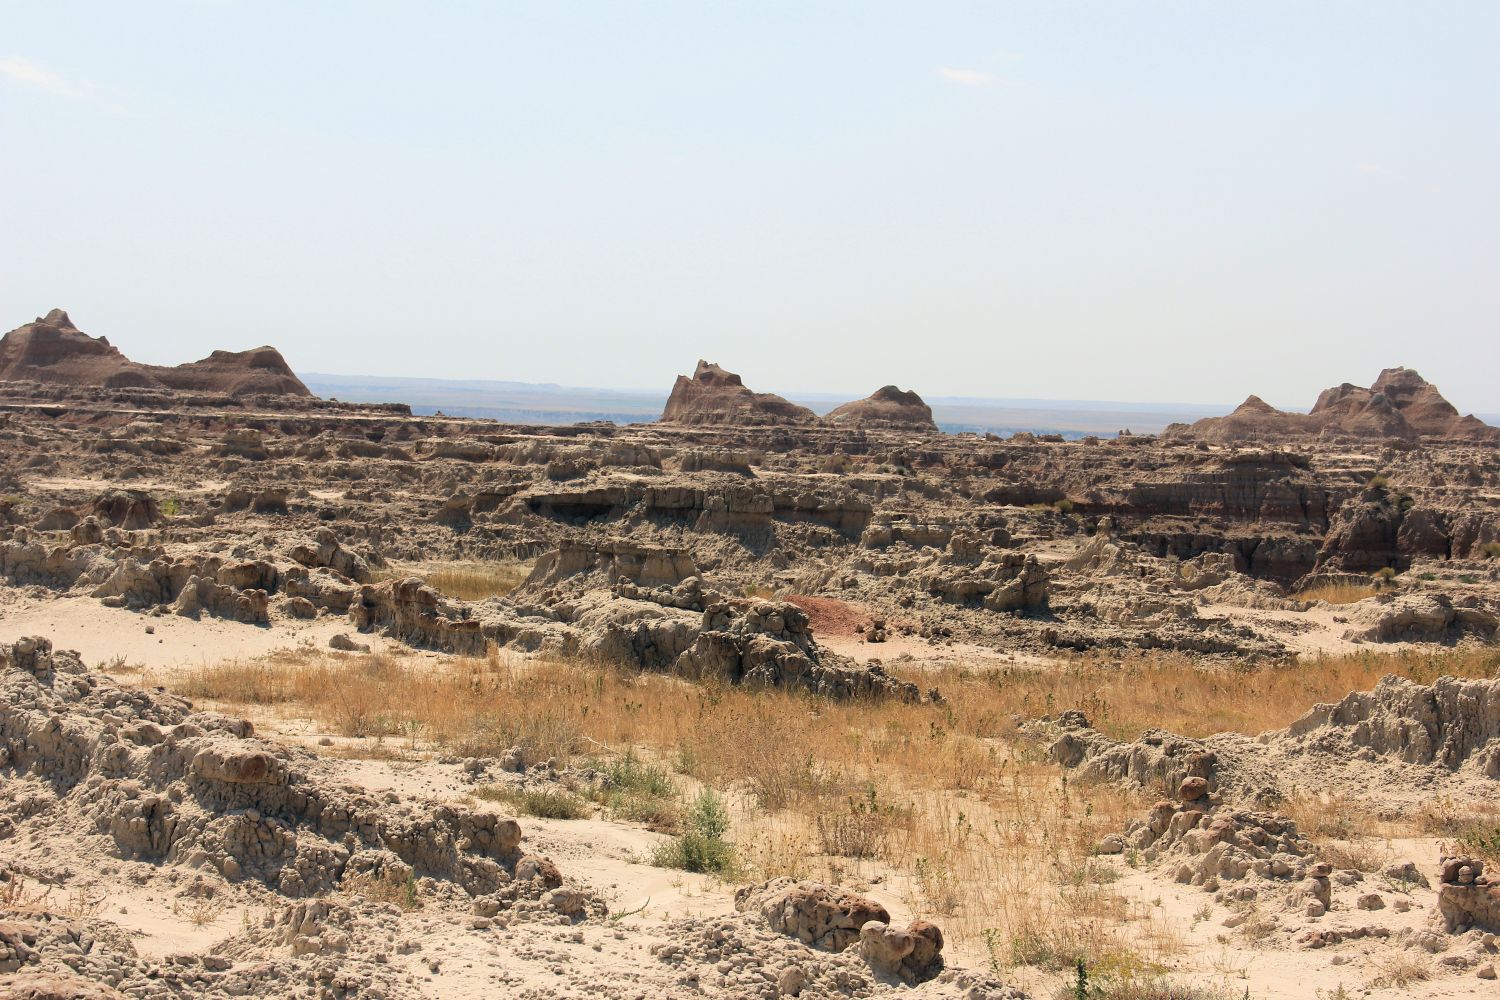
[
  {"left": 824, "top": 385, "right": 938, "bottom": 432},
  {"left": 1169, "top": 367, "right": 1496, "bottom": 443},
  {"left": 0, "top": 309, "right": 311, "bottom": 398},
  {"left": 660, "top": 359, "right": 816, "bottom": 426}
]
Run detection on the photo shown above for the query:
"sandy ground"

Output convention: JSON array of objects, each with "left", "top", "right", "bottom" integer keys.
[{"left": 0, "top": 592, "right": 378, "bottom": 670}]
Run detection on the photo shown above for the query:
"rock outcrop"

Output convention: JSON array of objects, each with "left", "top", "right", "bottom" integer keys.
[
  {"left": 0, "top": 310, "right": 311, "bottom": 398},
  {"left": 1168, "top": 368, "right": 1496, "bottom": 443},
  {"left": 660, "top": 361, "right": 816, "bottom": 426},
  {"left": 824, "top": 386, "right": 938, "bottom": 433},
  {"left": 0, "top": 637, "right": 535, "bottom": 897}
]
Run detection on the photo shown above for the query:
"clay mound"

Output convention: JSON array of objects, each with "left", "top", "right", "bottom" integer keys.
[
  {"left": 824, "top": 385, "right": 938, "bottom": 432},
  {"left": 1168, "top": 368, "right": 1495, "bottom": 443},
  {"left": 0, "top": 309, "right": 311, "bottom": 398},
  {"left": 659, "top": 360, "right": 816, "bottom": 426}
]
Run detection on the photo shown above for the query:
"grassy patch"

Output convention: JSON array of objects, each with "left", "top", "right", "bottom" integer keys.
[
  {"left": 377, "top": 559, "right": 531, "bottom": 601},
  {"left": 1296, "top": 582, "right": 1377, "bottom": 605},
  {"left": 473, "top": 785, "right": 590, "bottom": 820}
]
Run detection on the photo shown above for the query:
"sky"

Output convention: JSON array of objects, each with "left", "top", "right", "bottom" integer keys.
[{"left": 2, "top": 1, "right": 1497, "bottom": 413}]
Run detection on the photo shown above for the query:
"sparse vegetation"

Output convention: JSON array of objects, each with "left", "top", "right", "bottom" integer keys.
[
  {"left": 1368, "top": 473, "right": 1390, "bottom": 490},
  {"left": 376, "top": 559, "right": 531, "bottom": 601},
  {"left": 1295, "top": 582, "right": 1376, "bottom": 605},
  {"left": 1367, "top": 951, "right": 1431, "bottom": 988},
  {"left": 650, "top": 788, "right": 737, "bottom": 878},
  {"left": 473, "top": 784, "right": 590, "bottom": 820},
  {"left": 1482, "top": 541, "right": 1500, "bottom": 559},
  {"left": 173, "top": 642, "right": 1500, "bottom": 956}
]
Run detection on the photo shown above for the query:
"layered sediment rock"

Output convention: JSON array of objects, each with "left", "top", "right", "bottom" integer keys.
[
  {"left": 825, "top": 386, "right": 938, "bottom": 433},
  {"left": 660, "top": 361, "right": 816, "bottom": 426},
  {"left": 1168, "top": 368, "right": 1497, "bottom": 443},
  {"left": 0, "top": 310, "right": 310, "bottom": 398}
]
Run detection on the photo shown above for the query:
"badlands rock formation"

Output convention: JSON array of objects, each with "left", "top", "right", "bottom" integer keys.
[
  {"left": 660, "top": 360, "right": 816, "bottom": 426},
  {"left": 824, "top": 386, "right": 938, "bottom": 432},
  {"left": 1, "top": 347, "right": 1499, "bottom": 998},
  {"left": 1168, "top": 367, "right": 1498, "bottom": 443},
  {"left": 0, "top": 310, "right": 310, "bottom": 398}
]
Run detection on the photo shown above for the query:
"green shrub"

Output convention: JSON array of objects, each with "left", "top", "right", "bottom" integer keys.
[
  {"left": 1457, "top": 822, "right": 1500, "bottom": 867},
  {"left": 651, "top": 789, "right": 737, "bottom": 878},
  {"left": 1374, "top": 566, "right": 1397, "bottom": 584},
  {"left": 1369, "top": 473, "right": 1390, "bottom": 490},
  {"left": 1053, "top": 499, "right": 1075, "bottom": 514}
]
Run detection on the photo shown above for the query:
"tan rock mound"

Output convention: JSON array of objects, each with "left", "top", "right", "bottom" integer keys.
[
  {"left": 0, "top": 309, "right": 311, "bottom": 398},
  {"left": 660, "top": 360, "right": 815, "bottom": 426},
  {"left": 824, "top": 386, "right": 938, "bottom": 432},
  {"left": 1167, "top": 368, "right": 1496, "bottom": 443}
]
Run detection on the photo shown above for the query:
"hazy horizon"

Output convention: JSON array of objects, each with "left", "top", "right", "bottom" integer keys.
[{"left": 4, "top": 2, "right": 1497, "bottom": 413}]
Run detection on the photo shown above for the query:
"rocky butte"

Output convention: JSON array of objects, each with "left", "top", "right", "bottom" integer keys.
[
  {"left": 659, "top": 359, "right": 817, "bottom": 426},
  {"left": 0, "top": 308, "right": 311, "bottom": 398},
  {"left": 824, "top": 385, "right": 938, "bottom": 433},
  {"left": 1166, "top": 366, "right": 1498, "bottom": 443}
]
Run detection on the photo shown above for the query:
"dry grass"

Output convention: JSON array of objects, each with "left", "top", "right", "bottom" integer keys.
[
  {"left": 376, "top": 559, "right": 531, "bottom": 601},
  {"left": 172, "top": 642, "right": 1499, "bottom": 965},
  {"left": 473, "top": 785, "right": 591, "bottom": 820},
  {"left": 1, "top": 875, "right": 105, "bottom": 919},
  {"left": 1367, "top": 951, "right": 1431, "bottom": 988},
  {"left": 1295, "top": 582, "right": 1378, "bottom": 605}
]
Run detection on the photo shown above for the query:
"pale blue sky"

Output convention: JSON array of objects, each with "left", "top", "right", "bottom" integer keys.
[{"left": 3, "top": 2, "right": 1497, "bottom": 411}]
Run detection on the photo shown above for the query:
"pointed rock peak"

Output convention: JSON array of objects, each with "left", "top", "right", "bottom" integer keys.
[
  {"left": 1234, "top": 395, "right": 1278, "bottom": 413},
  {"left": 41, "top": 309, "right": 77, "bottom": 330},
  {"left": 691, "top": 360, "right": 743, "bottom": 387}
]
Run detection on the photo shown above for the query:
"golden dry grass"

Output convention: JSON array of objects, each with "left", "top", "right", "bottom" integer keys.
[
  {"left": 173, "top": 642, "right": 1498, "bottom": 972},
  {"left": 1295, "top": 582, "right": 1377, "bottom": 605},
  {"left": 375, "top": 559, "right": 531, "bottom": 601}
]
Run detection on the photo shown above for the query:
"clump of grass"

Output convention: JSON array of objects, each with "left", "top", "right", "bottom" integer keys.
[
  {"left": 1296, "top": 582, "right": 1376, "bottom": 605},
  {"left": 651, "top": 788, "right": 737, "bottom": 878},
  {"left": 377, "top": 560, "right": 531, "bottom": 601},
  {"left": 1368, "top": 473, "right": 1390, "bottom": 490},
  {"left": 594, "top": 751, "right": 681, "bottom": 831},
  {"left": 814, "top": 785, "right": 907, "bottom": 859},
  {"left": 344, "top": 870, "right": 422, "bottom": 911},
  {"left": 1481, "top": 541, "right": 1500, "bottom": 559},
  {"left": 1368, "top": 951, "right": 1430, "bottom": 988},
  {"left": 473, "top": 785, "right": 590, "bottom": 820}
]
